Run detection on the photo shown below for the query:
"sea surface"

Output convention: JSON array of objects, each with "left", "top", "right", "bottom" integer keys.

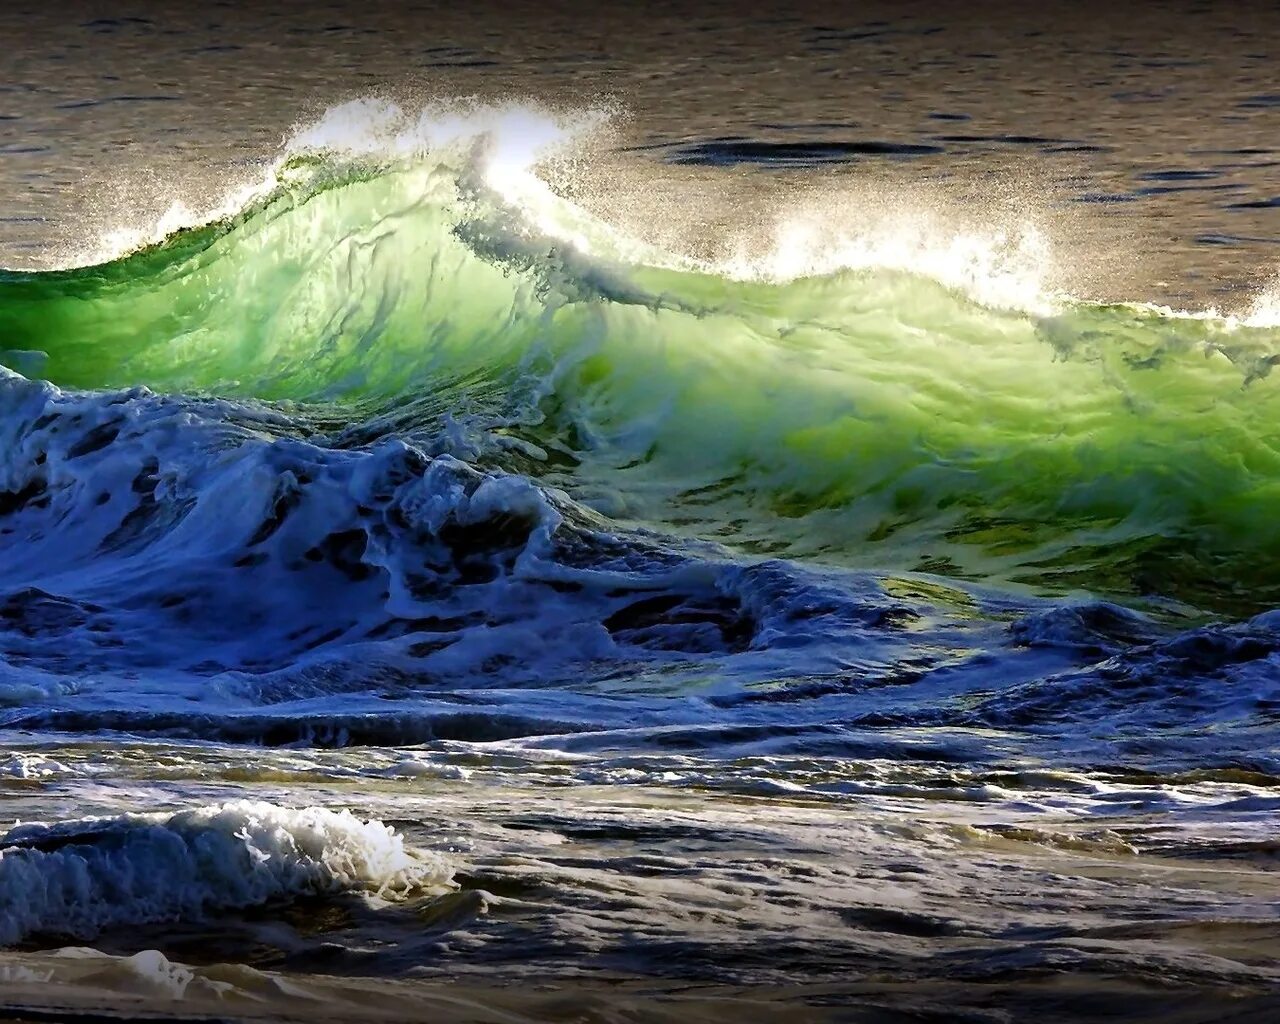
[{"left": 1, "top": 3, "right": 1278, "bottom": 1021}]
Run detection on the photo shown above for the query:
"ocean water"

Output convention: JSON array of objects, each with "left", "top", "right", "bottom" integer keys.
[{"left": 1, "top": 4, "right": 1279, "bottom": 1022}]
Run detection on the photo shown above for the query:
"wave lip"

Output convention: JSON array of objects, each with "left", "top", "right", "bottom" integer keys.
[{"left": 0, "top": 801, "right": 452, "bottom": 946}]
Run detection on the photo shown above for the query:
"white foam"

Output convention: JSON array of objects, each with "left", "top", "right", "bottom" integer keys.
[
  {"left": 287, "top": 96, "right": 610, "bottom": 169},
  {"left": 715, "top": 209, "right": 1056, "bottom": 313},
  {"left": 0, "top": 801, "right": 452, "bottom": 946},
  {"left": 1244, "top": 277, "right": 1280, "bottom": 327},
  {"left": 0, "top": 753, "right": 71, "bottom": 780}
]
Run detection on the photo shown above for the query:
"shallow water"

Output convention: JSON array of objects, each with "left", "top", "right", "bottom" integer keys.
[{"left": 0, "top": 3, "right": 1278, "bottom": 1022}]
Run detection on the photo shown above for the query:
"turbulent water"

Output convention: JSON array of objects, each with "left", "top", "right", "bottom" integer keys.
[{"left": 1, "top": 99, "right": 1279, "bottom": 1022}]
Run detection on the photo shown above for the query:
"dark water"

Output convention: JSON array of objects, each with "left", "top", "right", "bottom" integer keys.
[{"left": 0, "top": 3, "right": 1278, "bottom": 1022}]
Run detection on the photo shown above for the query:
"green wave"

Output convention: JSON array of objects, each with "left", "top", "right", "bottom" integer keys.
[{"left": 3, "top": 150, "right": 1280, "bottom": 612}]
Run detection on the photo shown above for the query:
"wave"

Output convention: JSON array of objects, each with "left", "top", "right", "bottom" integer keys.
[
  {"left": 0, "top": 800, "right": 451, "bottom": 947},
  {"left": 2, "top": 99, "right": 1280, "bottom": 609}
]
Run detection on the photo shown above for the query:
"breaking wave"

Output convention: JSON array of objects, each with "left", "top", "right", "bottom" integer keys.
[{"left": 0, "top": 801, "right": 451, "bottom": 946}]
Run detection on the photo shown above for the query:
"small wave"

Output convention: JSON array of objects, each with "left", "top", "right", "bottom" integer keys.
[{"left": 0, "top": 800, "right": 452, "bottom": 946}]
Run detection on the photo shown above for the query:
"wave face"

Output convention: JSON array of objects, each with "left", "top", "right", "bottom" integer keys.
[{"left": 0, "top": 100, "right": 1278, "bottom": 780}]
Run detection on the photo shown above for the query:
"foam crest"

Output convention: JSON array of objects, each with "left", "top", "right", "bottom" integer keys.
[
  {"left": 1244, "top": 277, "right": 1280, "bottom": 328},
  {"left": 285, "top": 96, "right": 609, "bottom": 167},
  {"left": 75, "top": 98, "right": 611, "bottom": 269},
  {"left": 58, "top": 97, "right": 1053, "bottom": 312},
  {"left": 49, "top": 95, "right": 1280, "bottom": 330},
  {"left": 716, "top": 206, "right": 1056, "bottom": 313}
]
